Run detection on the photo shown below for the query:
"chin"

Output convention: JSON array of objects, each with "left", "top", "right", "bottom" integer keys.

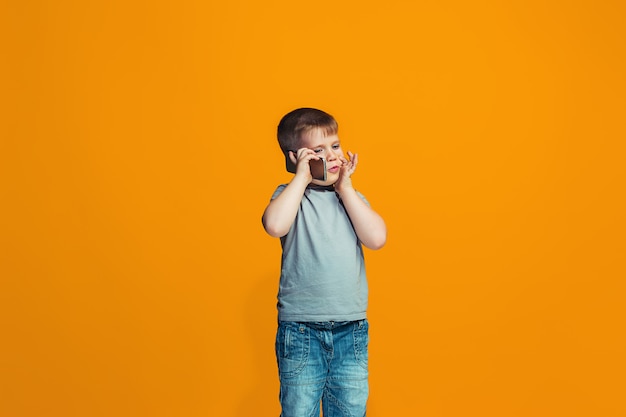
[{"left": 311, "top": 177, "right": 338, "bottom": 187}]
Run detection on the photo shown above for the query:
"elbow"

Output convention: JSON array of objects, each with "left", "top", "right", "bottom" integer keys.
[
  {"left": 262, "top": 216, "right": 288, "bottom": 238},
  {"left": 364, "top": 232, "right": 387, "bottom": 250},
  {"left": 369, "top": 238, "right": 386, "bottom": 250},
  {"left": 265, "top": 225, "right": 287, "bottom": 238}
]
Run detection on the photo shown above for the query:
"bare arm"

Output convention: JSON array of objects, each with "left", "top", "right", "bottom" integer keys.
[
  {"left": 262, "top": 149, "right": 318, "bottom": 237},
  {"left": 335, "top": 152, "right": 387, "bottom": 250}
]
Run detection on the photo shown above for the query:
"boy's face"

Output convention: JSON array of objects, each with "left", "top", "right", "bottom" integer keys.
[{"left": 299, "top": 128, "right": 344, "bottom": 186}]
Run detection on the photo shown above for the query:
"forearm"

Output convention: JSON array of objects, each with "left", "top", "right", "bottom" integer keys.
[
  {"left": 337, "top": 187, "right": 387, "bottom": 250},
  {"left": 262, "top": 176, "right": 309, "bottom": 237}
]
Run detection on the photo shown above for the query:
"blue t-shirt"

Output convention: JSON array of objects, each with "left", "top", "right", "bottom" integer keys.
[{"left": 271, "top": 184, "right": 369, "bottom": 322}]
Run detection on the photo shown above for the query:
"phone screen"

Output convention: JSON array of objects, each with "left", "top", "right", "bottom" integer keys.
[
  {"left": 285, "top": 152, "right": 327, "bottom": 181},
  {"left": 309, "top": 158, "right": 327, "bottom": 181}
]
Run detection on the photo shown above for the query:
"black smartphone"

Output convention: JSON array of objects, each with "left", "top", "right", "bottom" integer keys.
[
  {"left": 309, "top": 158, "right": 327, "bottom": 181},
  {"left": 285, "top": 152, "right": 327, "bottom": 181}
]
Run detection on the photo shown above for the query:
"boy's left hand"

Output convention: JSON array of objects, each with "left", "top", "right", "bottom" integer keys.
[{"left": 335, "top": 151, "right": 358, "bottom": 193}]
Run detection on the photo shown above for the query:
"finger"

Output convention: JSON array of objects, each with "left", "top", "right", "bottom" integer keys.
[
  {"left": 304, "top": 153, "right": 321, "bottom": 162},
  {"left": 351, "top": 152, "right": 359, "bottom": 167},
  {"left": 297, "top": 148, "right": 318, "bottom": 160}
]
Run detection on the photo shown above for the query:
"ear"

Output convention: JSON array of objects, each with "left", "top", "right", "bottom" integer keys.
[{"left": 289, "top": 150, "right": 298, "bottom": 165}]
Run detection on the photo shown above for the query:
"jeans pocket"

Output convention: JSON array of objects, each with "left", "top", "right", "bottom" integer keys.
[
  {"left": 353, "top": 319, "right": 369, "bottom": 370},
  {"left": 276, "top": 322, "right": 310, "bottom": 378}
]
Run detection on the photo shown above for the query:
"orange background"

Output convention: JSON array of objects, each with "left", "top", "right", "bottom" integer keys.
[{"left": 1, "top": 1, "right": 625, "bottom": 416}]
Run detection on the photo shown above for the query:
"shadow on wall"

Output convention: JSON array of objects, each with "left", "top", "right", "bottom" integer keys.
[{"left": 237, "top": 272, "right": 280, "bottom": 416}]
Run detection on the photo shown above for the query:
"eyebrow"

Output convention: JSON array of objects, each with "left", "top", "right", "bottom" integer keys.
[{"left": 311, "top": 141, "right": 340, "bottom": 148}]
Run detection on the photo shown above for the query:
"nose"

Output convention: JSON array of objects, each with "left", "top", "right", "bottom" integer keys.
[{"left": 326, "top": 147, "right": 338, "bottom": 161}]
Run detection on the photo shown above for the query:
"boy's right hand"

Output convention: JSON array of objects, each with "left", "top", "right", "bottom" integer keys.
[{"left": 289, "top": 148, "right": 319, "bottom": 183}]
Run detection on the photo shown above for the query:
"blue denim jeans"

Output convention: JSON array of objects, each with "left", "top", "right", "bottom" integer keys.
[{"left": 275, "top": 320, "right": 369, "bottom": 417}]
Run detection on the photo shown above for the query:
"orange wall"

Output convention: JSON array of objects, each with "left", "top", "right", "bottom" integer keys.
[{"left": 1, "top": 1, "right": 625, "bottom": 416}]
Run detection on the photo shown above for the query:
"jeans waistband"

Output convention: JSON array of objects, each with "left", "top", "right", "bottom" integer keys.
[{"left": 302, "top": 321, "right": 354, "bottom": 330}]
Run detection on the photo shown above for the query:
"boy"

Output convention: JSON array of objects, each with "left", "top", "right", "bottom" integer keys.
[{"left": 262, "top": 108, "right": 387, "bottom": 416}]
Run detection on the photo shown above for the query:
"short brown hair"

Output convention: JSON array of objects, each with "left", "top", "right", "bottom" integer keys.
[{"left": 277, "top": 108, "right": 338, "bottom": 154}]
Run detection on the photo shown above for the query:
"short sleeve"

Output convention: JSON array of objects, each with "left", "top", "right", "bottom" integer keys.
[
  {"left": 271, "top": 184, "right": 288, "bottom": 200},
  {"left": 356, "top": 190, "right": 370, "bottom": 207}
]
